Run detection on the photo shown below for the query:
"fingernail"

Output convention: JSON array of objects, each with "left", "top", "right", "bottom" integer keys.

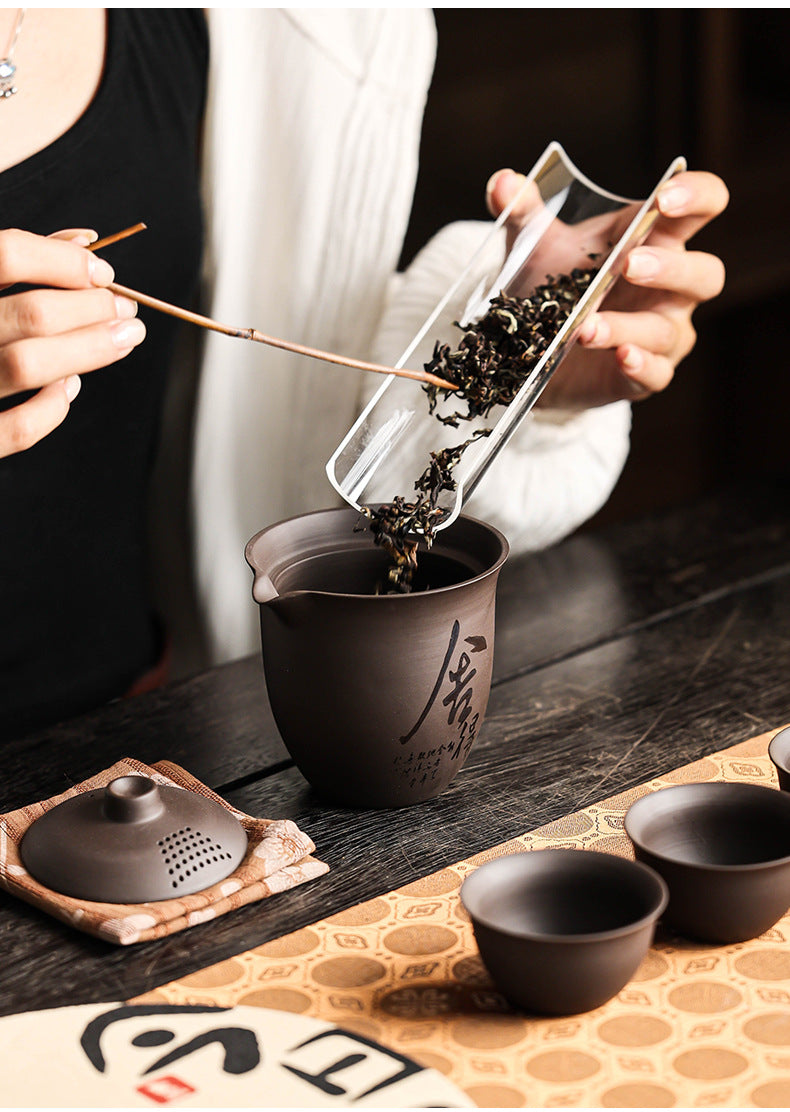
[
  {"left": 64, "top": 375, "right": 81, "bottom": 402},
  {"left": 621, "top": 345, "right": 643, "bottom": 373},
  {"left": 89, "top": 255, "right": 115, "bottom": 286},
  {"left": 657, "top": 184, "right": 690, "bottom": 215},
  {"left": 625, "top": 249, "right": 660, "bottom": 281},
  {"left": 57, "top": 229, "right": 98, "bottom": 245},
  {"left": 113, "top": 295, "right": 138, "bottom": 319},
  {"left": 486, "top": 168, "right": 513, "bottom": 199},
  {"left": 580, "top": 315, "right": 611, "bottom": 346},
  {"left": 578, "top": 316, "right": 598, "bottom": 344},
  {"left": 486, "top": 168, "right": 526, "bottom": 203},
  {"left": 111, "top": 317, "right": 146, "bottom": 349}
]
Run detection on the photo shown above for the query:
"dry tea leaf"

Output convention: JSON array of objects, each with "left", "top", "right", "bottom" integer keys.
[{"left": 362, "top": 267, "right": 599, "bottom": 591}]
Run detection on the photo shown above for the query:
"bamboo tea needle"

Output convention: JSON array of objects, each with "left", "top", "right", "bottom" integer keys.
[
  {"left": 90, "top": 224, "right": 457, "bottom": 392},
  {"left": 90, "top": 222, "right": 148, "bottom": 251},
  {"left": 108, "top": 281, "right": 458, "bottom": 390}
]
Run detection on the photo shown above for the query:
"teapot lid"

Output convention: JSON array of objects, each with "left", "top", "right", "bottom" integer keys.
[{"left": 19, "top": 776, "right": 248, "bottom": 903}]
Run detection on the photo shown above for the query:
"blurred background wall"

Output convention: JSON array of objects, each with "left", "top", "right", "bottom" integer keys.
[{"left": 402, "top": 9, "right": 790, "bottom": 527}]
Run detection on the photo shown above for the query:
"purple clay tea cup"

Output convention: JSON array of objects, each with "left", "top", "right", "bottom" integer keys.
[
  {"left": 768, "top": 726, "right": 790, "bottom": 791},
  {"left": 460, "top": 849, "right": 668, "bottom": 1015},
  {"left": 246, "top": 507, "right": 508, "bottom": 809},
  {"left": 625, "top": 782, "right": 790, "bottom": 943}
]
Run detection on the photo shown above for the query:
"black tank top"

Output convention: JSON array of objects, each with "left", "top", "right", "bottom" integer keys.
[{"left": 0, "top": 10, "right": 208, "bottom": 741}]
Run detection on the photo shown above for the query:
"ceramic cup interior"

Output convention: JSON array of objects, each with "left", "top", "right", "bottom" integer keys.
[
  {"left": 460, "top": 848, "right": 668, "bottom": 1015},
  {"left": 769, "top": 726, "right": 790, "bottom": 791},
  {"left": 625, "top": 782, "right": 790, "bottom": 943}
]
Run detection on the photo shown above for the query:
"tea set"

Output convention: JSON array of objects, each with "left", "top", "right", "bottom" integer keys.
[{"left": 16, "top": 144, "right": 790, "bottom": 1019}]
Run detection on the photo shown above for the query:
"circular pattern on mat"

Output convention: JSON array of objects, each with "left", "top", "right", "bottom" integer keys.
[
  {"left": 526, "top": 1050, "right": 600, "bottom": 1082},
  {"left": 743, "top": 1013, "right": 790, "bottom": 1045},
  {"left": 673, "top": 1048, "right": 749, "bottom": 1080},
  {"left": 734, "top": 950, "right": 790, "bottom": 980},
  {"left": 586, "top": 834, "right": 631, "bottom": 856},
  {"left": 601, "top": 1082, "right": 676, "bottom": 1107},
  {"left": 535, "top": 813, "right": 595, "bottom": 839},
  {"left": 325, "top": 899, "right": 391, "bottom": 926},
  {"left": 236, "top": 988, "right": 311, "bottom": 1013},
  {"left": 412, "top": 1049, "right": 454, "bottom": 1076},
  {"left": 450, "top": 1016, "right": 528, "bottom": 1050},
  {"left": 451, "top": 955, "right": 492, "bottom": 986},
  {"left": 252, "top": 928, "right": 320, "bottom": 958},
  {"left": 597, "top": 1014, "right": 673, "bottom": 1047},
  {"left": 630, "top": 950, "right": 670, "bottom": 981},
  {"left": 383, "top": 925, "right": 457, "bottom": 955},
  {"left": 178, "top": 959, "right": 245, "bottom": 989},
  {"left": 379, "top": 984, "right": 473, "bottom": 1019},
  {"left": 665, "top": 758, "right": 720, "bottom": 783},
  {"left": 667, "top": 980, "right": 743, "bottom": 1013},
  {"left": 399, "top": 868, "right": 461, "bottom": 896},
  {"left": 752, "top": 1080, "right": 790, "bottom": 1107},
  {"left": 464, "top": 1083, "right": 525, "bottom": 1107},
  {"left": 310, "top": 956, "right": 386, "bottom": 988}
]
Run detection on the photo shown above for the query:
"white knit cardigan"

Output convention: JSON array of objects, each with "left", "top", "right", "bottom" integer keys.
[{"left": 182, "top": 9, "right": 630, "bottom": 668}]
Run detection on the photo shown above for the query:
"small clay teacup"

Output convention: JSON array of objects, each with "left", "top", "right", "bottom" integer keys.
[
  {"left": 460, "top": 849, "right": 668, "bottom": 1015},
  {"left": 625, "top": 782, "right": 790, "bottom": 943},
  {"left": 768, "top": 726, "right": 790, "bottom": 791}
]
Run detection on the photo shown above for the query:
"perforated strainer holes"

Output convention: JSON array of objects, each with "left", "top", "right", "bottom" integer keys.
[{"left": 157, "top": 827, "right": 236, "bottom": 891}]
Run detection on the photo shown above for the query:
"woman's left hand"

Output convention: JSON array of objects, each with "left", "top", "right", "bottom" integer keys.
[{"left": 486, "top": 168, "right": 729, "bottom": 410}]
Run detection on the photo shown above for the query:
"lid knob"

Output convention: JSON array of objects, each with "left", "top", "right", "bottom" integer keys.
[{"left": 102, "top": 776, "right": 165, "bottom": 824}]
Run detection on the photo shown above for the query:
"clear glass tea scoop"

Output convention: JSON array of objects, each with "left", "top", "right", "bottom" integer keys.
[{"left": 327, "top": 142, "right": 686, "bottom": 532}]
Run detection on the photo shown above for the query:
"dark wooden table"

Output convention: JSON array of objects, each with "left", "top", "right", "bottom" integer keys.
[{"left": 2, "top": 478, "right": 790, "bottom": 1018}]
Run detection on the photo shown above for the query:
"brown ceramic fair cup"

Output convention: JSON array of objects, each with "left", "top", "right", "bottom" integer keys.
[{"left": 246, "top": 507, "right": 508, "bottom": 808}]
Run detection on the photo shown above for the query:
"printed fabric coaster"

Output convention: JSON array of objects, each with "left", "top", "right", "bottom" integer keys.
[{"left": 0, "top": 757, "right": 328, "bottom": 946}]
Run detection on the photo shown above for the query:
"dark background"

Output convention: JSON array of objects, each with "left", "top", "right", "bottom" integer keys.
[{"left": 402, "top": 9, "right": 790, "bottom": 527}]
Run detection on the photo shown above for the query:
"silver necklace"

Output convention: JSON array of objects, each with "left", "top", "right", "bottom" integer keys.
[{"left": 0, "top": 9, "right": 26, "bottom": 99}]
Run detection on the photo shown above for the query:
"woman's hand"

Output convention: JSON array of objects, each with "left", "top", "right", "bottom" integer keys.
[
  {"left": 486, "top": 168, "right": 729, "bottom": 411},
  {"left": 0, "top": 228, "right": 145, "bottom": 457}
]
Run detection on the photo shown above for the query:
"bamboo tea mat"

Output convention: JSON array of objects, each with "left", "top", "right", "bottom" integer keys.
[{"left": 137, "top": 728, "right": 790, "bottom": 1109}]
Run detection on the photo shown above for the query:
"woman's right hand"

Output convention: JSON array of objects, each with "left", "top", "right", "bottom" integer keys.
[{"left": 0, "top": 227, "right": 146, "bottom": 457}]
